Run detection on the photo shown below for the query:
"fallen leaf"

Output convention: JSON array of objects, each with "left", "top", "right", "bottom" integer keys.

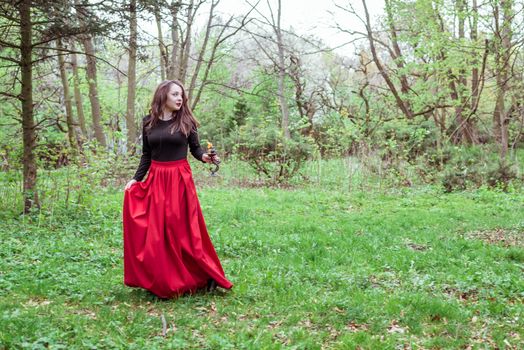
[
  {"left": 345, "top": 322, "right": 369, "bottom": 332},
  {"left": 333, "top": 307, "right": 345, "bottom": 314},
  {"left": 268, "top": 320, "right": 283, "bottom": 329},
  {"left": 387, "top": 320, "right": 406, "bottom": 334}
]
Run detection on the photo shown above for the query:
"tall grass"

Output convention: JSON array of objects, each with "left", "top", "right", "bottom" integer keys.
[
  {"left": 2, "top": 144, "right": 523, "bottom": 217},
  {"left": 0, "top": 169, "right": 523, "bottom": 348}
]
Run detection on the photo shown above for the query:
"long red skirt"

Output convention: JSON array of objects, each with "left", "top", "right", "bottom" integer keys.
[{"left": 122, "top": 159, "right": 233, "bottom": 298}]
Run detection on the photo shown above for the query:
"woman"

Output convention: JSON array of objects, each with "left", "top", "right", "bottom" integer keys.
[{"left": 122, "top": 80, "right": 233, "bottom": 299}]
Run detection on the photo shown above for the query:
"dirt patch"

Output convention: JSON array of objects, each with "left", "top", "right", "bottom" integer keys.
[
  {"left": 463, "top": 228, "right": 523, "bottom": 247},
  {"left": 442, "top": 286, "right": 479, "bottom": 303},
  {"left": 405, "top": 242, "right": 429, "bottom": 251},
  {"left": 345, "top": 321, "right": 369, "bottom": 332},
  {"left": 22, "top": 297, "right": 52, "bottom": 308}
]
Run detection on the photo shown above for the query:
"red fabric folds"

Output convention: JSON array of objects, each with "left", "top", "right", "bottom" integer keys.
[{"left": 123, "top": 159, "right": 233, "bottom": 298}]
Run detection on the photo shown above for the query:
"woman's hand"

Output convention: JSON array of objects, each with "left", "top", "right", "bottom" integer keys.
[
  {"left": 125, "top": 179, "right": 137, "bottom": 191},
  {"left": 202, "top": 153, "right": 220, "bottom": 164}
]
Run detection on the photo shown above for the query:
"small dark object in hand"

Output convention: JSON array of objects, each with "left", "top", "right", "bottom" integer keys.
[{"left": 206, "top": 143, "right": 221, "bottom": 176}]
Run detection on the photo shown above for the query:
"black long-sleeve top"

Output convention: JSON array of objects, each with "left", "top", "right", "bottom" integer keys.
[{"left": 132, "top": 116, "right": 206, "bottom": 181}]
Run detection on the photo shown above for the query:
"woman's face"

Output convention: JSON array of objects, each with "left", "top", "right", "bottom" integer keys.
[{"left": 164, "top": 83, "right": 183, "bottom": 112}]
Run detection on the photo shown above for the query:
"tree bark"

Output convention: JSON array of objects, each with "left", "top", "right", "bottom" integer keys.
[
  {"left": 433, "top": 1, "right": 478, "bottom": 144},
  {"left": 492, "top": 0, "right": 513, "bottom": 162},
  {"left": 362, "top": 0, "right": 413, "bottom": 120},
  {"left": 82, "top": 36, "right": 106, "bottom": 147},
  {"left": 57, "top": 37, "right": 79, "bottom": 152},
  {"left": 178, "top": 0, "right": 194, "bottom": 84},
  {"left": 126, "top": 0, "right": 138, "bottom": 154},
  {"left": 384, "top": 0, "right": 410, "bottom": 96},
  {"left": 168, "top": 0, "right": 180, "bottom": 80},
  {"left": 154, "top": 3, "right": 167, "bottom": 81},
  {"left": 275, "top": 0, "right": 290, "bottom": 139},
  {"left": 289, "top": 54, "right": 316, "bottom": 136},
  {"left": 75, "top": 0, "right": 106, "bottom": 147},
  {"left": 188, "top": 0, "right": 217, "bottom": 103},
  {"left": 190, "top": 13, "right": 247, "bottom": 110},
  {"left": 70, "top": 44, "right": 88, "bottom": 138},
  {"left": 20, "top": 0, "right": 39, "bottom": 212},
  {"left": 452, "top": 0, "right": 472, "bottom": 144},
  {"left": 470, "top": 0, "right": 480, "bottom": 120}
]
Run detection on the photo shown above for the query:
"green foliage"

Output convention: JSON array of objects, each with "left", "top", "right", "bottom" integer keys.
[
  {"left": 0, "top": 173, "right": 523, "bottom": 348},
  {"left": 374, "top": 117, "right": 438, "bottom": 163},
  {"left": 486, "top": 162, "right": 519, "bottom": 191},
  {"left": 236, "top": 113, "right": 316, "bottom": 184},
  {"left": 439, "top": 146, "right": 521, "bottom": 192},
  {"left": 0, "top": 142, "right": 22, "bottom": 172},
  {"left": 312, "top": 111, "right": 360, "bottom": 157},
  {"left": 35, "top": 137, "right": 71, "bottom": 170}
]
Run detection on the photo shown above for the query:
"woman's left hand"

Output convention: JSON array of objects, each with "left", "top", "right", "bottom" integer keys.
[{"left": 202, "top": 153, "right": 220, "bottom": 164}]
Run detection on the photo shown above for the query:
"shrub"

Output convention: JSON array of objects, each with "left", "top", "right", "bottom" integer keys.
[
  {"left": 237, "top": 120, "right": 315, "bottom": 184},
  {"left": 487, "top": 162, "right": 519, "bottom": 191}
]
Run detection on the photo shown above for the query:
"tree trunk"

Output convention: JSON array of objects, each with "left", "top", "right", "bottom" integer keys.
[
  {"left": 289, "top": 54, "right": 315, "bottom": 136},
  {"left": 20, "top": 0, "right": 39, "bottom": 212},
  {"left": 188, "top": 0, "right": 216, "bottom": 103},
  {"left": 454, "top": 0, "right": 478, "bottom": 144},
  {"left": 275, "top": 0, "right": 290, "bottom": 139},
  {"left": 168, "top": 1, "right": 180, "bottom": 80},
  {"left": 70, "top": 45, "right": 88, "bottom": 138},
  {"left": 190, "top": 14, "right": 245, "bottom": 110},
  {"left": 362, "top": 0, "right": 413, "bottom": 120},
  {"left": 57, "top": 37, "right": 79, "bottom": 152},
  {"left": 433, "top": 0, "right": 478, "bottom": 144},
  {"left": 492, "top": 0, "right": 513, "bottom": 162},
  {"left": 154, "top": 3, "right": 167, "bottom": 81},
  {"left": 453, "top": 0, "right": 468, "bottom": 144},
  {"left": 178, "top": 0, "right": 194, "bottom": 84},
  {"left": 126, "top": 0, "right": 138, "bottom": 154},
  {"left": 82, "top": 36, "right": 106, "bottom": 147},
  {"left": 470, "top": 0, "right": 480, "bottom": 125},
  {"left": 75, "top": 0, "right": 106, "bottom": 147},
  {"left": 384, "top": 0, "right": 410, "bottom": 96}
]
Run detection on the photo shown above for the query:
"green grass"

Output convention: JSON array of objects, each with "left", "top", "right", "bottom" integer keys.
[{"left": 0, "top": 161, "right": 523, "bottom": 349}]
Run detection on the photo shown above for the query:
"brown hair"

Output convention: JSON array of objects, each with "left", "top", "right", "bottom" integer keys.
[{"left": 145, "top": 80, "right": 199, "bottom": 136}]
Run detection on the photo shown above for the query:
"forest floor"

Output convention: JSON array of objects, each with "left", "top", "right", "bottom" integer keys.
[{"left": 0, "top": 163, "right": 523, "bottom": 349}]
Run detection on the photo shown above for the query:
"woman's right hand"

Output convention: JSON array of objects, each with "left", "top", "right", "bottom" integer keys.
[{"left": 125, "top": 179, "right": 137, "bottom": 191}]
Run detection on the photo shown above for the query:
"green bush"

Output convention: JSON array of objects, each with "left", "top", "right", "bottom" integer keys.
[
  {"left": 440, "top": 145, "right": 521, "bottom": 192},
  {"left": 487, "top": 162, "right": 519, "bottom": 191},
  {"left": 311, "top": 112, "right": 359, "bottom": 157},
  {"left": 237, "top": 120, "right": 315, "bottom": 184}
]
